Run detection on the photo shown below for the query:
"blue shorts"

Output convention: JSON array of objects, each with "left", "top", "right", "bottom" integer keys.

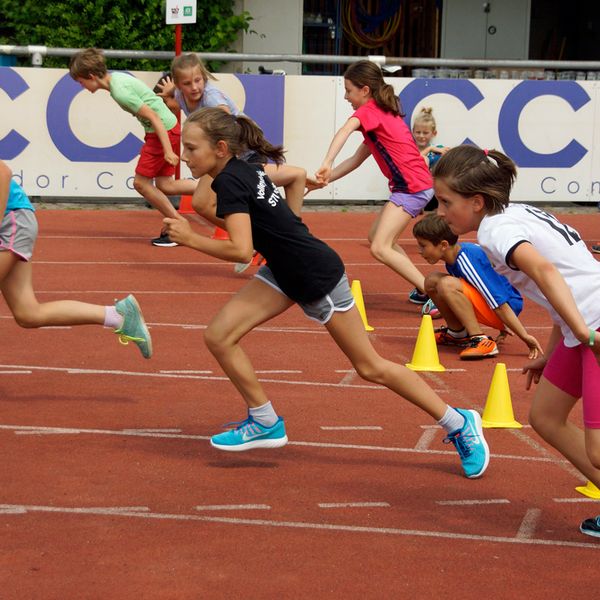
[
  {"left": 255, "top": 266, "right": 355, "bottom": 325},
  {"left": 389, "top": 188, "right": 434, "bottom": 217}
]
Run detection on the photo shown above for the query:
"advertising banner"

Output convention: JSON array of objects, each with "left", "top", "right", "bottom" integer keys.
[{"left": 1, "top": 66, "right": 598, "bottom": 203}]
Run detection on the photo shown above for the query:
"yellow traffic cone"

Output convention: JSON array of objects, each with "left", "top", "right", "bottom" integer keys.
[
  {"left": 406, "top": 315, "right": 445, "bottom": 372},
  {"left": 481, "top": 363, "right": 522, "bottom": 428},
  {"left": 575, "top": 480, "right": 600, "bottom": 499},
  {"left": 350, "top": 279, "right": 374, "bottom": 332}
]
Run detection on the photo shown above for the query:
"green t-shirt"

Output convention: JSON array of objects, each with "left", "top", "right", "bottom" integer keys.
[{"left": 109, "top": 71, "right": 177, "bottom": 133}]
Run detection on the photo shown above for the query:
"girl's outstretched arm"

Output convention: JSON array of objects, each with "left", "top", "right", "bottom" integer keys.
[
  {"left": 511, "top": 242, "right": 594, "bottom": 349},
  {"left": 493, "top": 302, "right": 543, "bottom": 359},
  {"left": 316, "top": 117, "right": 362, "bottom": 184},
  {"left": 163, "top": 212, "right": 253, "bottom": 263}
]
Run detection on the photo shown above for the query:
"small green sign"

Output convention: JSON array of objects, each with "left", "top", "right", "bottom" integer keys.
[{"left": 183, "top": 6, "right": 192, "bottom": 16}]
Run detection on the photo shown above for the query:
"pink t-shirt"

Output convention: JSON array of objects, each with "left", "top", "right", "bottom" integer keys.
[{"left": 353, "top": 99, "right": 432, "bottom": 194}]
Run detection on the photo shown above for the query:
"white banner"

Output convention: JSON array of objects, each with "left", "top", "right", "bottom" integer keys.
[{"left": 1, "top": 66, "right": 598, "bottom": 203}]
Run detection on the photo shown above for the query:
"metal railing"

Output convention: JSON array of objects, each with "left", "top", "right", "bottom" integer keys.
[{"left": 3, "top": 44, "right": 600, "bottom": 71}]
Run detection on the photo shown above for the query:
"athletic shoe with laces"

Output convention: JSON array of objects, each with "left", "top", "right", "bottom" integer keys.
[
  {"left": 591, "top": 244, "right": 600, "bottom": 254},
  {"left": 210, "top": 415, "right": 288, "bottom": 451},
  {"left": 421, "top": 298, "right": 441, "bottom": 319},
  {"left": 114, "top": 294, "right": 153, "bottom": 359},
  {"left": 408, "top": 288, "right": 429, "bottom": 305},
  {"left": 580, "top": 515, "right": 600, "bottom": 538},
  {"left": 459, "top": 335, "right": 499, "bottom": 360},
  {"left": 151, "top": 232, "right": 178, "bottom": 247},
  {"left": 435, "top": 326, "right": 470, "bottom": 347},
  {"left": 444, "top": 408, "right": 490, "bottom": 478}
]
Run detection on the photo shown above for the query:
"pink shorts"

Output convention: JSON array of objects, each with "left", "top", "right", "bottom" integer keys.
[{"left": 543, "top": 330, "right": 600, "bottom": 428}]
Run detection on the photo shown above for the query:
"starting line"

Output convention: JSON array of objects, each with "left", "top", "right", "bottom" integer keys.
[{"left": 0, "top": 502, "right": 597, "bottom": 550}]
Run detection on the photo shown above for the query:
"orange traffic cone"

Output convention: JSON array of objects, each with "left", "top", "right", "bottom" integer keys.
[
  {"left": 178, "top": 194, "right": 195, "bottom": 215},
  {"left": 212, "top": 226, "right": 229, "bottom": 240}
]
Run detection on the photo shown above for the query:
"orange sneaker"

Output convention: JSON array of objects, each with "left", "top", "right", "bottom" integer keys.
[
  {"left": 459, "top": 336, "right": 499, "bottom": 360},
  {"left": 435, "top": 327, "right": 470, "bottom": 347}
]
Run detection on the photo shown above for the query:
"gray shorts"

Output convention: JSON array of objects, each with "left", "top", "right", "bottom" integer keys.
[
  {"left": 255, "top": 266, "right": 355, "bottom": 324},
  {"left": 389, "top": 188, "right": 434, "bottom": 217},
  {"left": 0, "top": 209, "right": 37, "bottom": 261}
]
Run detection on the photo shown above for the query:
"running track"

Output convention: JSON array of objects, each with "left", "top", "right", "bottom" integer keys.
[{"left": 1, "top": 209, "right": 599, "bottom": 599}]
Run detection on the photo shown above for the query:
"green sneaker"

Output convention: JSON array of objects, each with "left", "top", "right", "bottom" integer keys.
[{"left": 114, "top": 295, "right": 153, "bottom": 359}]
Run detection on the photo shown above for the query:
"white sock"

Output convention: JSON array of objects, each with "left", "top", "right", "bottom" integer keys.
[
  {"left": 448, "top": 327, "right": 467, "bottom": 339},
  {"left": 438, "top": 406, "right": 466, "bottom": 433},
  {"left": 104, "top": 306, "right": 123, "bottom": 329},
  {"left": 249, "top": 401, "right": 278, "bottom": 427}
]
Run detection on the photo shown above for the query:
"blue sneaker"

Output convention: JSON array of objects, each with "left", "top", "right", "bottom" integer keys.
[
  {"left": 409, "top": 288, "right": 429, "bottom": 305},
  {"left": 580, "top": 515, "right": 600, "bottom": 538},
  {"left": 444, "top": 408, "right": 490, "bottom": 478},
  {"left": 114, "top": 294, "right": 153, "bottom": 359},
  {"left": 421, "top": 298, "right": 441, "bottom": 319},
  {"left": 210, "top": 416, "right": 288, "bottom": 452}
]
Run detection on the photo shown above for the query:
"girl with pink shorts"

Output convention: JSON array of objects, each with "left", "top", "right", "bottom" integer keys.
[{"left": 433, "top": 144, "right": 600, "bottom": 539}]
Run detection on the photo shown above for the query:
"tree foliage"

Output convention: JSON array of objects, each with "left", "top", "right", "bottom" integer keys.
[{"left": 0, "top": 0, "right": 252, "bottom": 70}]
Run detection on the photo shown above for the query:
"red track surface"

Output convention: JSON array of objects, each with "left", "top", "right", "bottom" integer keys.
[{"left": 1, "top": 209, "right": 599, "bottom": 599}]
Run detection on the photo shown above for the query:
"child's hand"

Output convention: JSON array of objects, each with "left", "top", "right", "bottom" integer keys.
[
  {"left": 305, "top": 175, "right": 325, "bottom": 195},
  {"left": 430, "top": 146, "right": 450, "bottom": 155},
  {"left": 522, "top": 356, "right": 548, "bottom": 390},
  {"left": 163, "top": 216, "right": 192, "bottom": 246},
  {"left": 315, "top": 165, "right": 332, "bottom": 185},
  {"left": 164, "top": 150, "right": 180, "bottom": 166},
  {"left": 156, "top": 76, "right": 175, "bottom": 98},
  {"left": 522, "top": 333, "right": 544, "bottom": 360}
]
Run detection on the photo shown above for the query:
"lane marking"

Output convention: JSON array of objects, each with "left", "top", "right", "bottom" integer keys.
[
  {"left": 255, "top": 370, "right": 302, "bottom": 374},
  {"left": 195, "top": 504, "right": 271, "bottom": 511},
  {"left": 318, "top": 502, "right": 390, "bottom": 508},
  {"left": 320, "top": 426, "right": 382, "bottom": 431},
  {"left": 553, "top": 498, "right": 600, "bottom": 503},
  {"left": 0, "top": 370, "right": 32, "bottom": 375},
  {"left": 159, "top": 370, "right": 213, "bottom": 374},
  {"left": 0, "top": 423, "right": 568, "bottom": 463},
  {"left": 436, "top": 499, "right": 510, "bottom": 506},
  {"left": 414, "top": 426, "right": 442, "bottom": 451},
  {"left": 0, "top": 363, "right": 388, "bottom": 391},
  {"left": 516, "top": 508, "right": 542, "bottom": 540},
  {"left": 1, "top": 503, "right": 597, "bottom": 549},
  {"left": 121, "top": 429, "right": 182, "bottom": 434}
]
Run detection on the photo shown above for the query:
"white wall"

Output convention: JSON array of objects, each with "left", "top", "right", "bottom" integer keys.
[{"left": 233, "top": 0, "right": 303, "bottom": 75}]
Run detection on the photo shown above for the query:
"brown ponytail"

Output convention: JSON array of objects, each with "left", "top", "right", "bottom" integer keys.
[
  {"left": 185, "top": 107, "right": 285, "bottom": 164},
  {"left": 433, "top": 145, "right": 517, "bottom": 214},
  {"left": 344, "top": 60, "right": 403, "bottom": 116}
]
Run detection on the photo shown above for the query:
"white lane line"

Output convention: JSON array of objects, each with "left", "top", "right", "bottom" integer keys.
[
  {"left": 255, "top": 370, "right": 302, "bottom": 374},
  {"left": 0, "top": 363, "right": 388, "bottom": 390},
  {"left": 0, "top": 423, "right": 567, "bottom": 463},
  {"left": 0, "top": 370, "right": 32, "bottom": 375},
  {"left": 414, "top": 425, "right": 442, "bottom": 451},
  {"left": 516, "top": 508, "right": 542, "bottom": 539},
  {"left": 121, "top": 429, "right": 182, "bottom": 434},
  {"left": 436, "top": 499, "right": 510, "bottom": 506},
  {"left": 320, "top": 426, "right": 382, "bottom": 431},
  {"left": 195, "top": 504, "right": 271, "bottom": 511},
  {"left": 1, "top": 503, "right": 597, "bottom": 549},
  {"left": 553, "top": 498, "right": 600, "bottom": 503},
  {"left": 318, "top": 502, "right": 390, "bottom": 509},
  {"left": 159, "top": 370, "right": 213, "bottom": 374}
]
